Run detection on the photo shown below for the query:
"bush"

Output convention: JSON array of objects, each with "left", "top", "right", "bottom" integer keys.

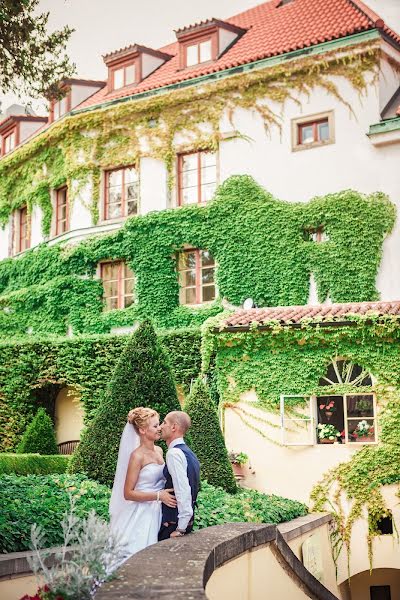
[
  {"left": 0, "top": 475, "right": 307, "bottom": 553},
  {"left": 0, "top": 453, "right": 69, "bottom": 475},
  {"left": 17, "top": 408, "right": 59, "bottom": 455},
  {"left": 195, "top": 481, "right": 308, "bottom": 530},
  {"left": 185, "top": 378, "right": 237, "bottom": 493},
  {"left": 0, "top": 474, "right": 111, "bottom": 553},
  {"left": 70, "top": 320, "right": 180, "bottom": 486}
]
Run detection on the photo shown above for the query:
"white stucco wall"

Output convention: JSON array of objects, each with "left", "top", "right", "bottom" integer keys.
[
  {"left": 71, "top": 84, "right": 103, "bottom": 109},
  {"left": 19, "top": 120, "right": 45, "bottom": 143},
  {"left": 30, "top": 204, "right": 44, "bottom": 247},
  {"left": 0, "top": 48, "right": 399, "bottom": 299}
]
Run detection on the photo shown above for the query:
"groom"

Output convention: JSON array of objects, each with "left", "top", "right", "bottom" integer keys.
[{"left": 158, "top": 411, "right": 200, "bottom": 540}]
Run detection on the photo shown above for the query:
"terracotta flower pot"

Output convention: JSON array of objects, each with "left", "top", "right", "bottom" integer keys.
[
  {"left": 355, "top": 435, "right": 373, "bottom": 442},
  {"left": 231, "top": 462, "right": 246, "bottom": 478},
  {"left": 318, "top": 438, "right": 336, "bottom": 444}
]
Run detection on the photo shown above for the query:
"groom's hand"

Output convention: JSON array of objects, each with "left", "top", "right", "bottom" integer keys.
[
  {"left": 159, "top": 488, "right": 177, "bottom": 508},
  {"left": 170, "top": 530, "right": 185, "bottom": 538}
]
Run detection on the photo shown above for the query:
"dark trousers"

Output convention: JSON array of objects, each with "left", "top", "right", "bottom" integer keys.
[{"left": 158, "top": 520, "right": 194, "bottom": 541}]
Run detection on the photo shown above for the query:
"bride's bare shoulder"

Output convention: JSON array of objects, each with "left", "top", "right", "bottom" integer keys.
[
  {"left": 155, "top": 446, "right": 164, "bottom": 458},
  {"left": 130, "top": 447, "right": 144, "bottom": 464}
]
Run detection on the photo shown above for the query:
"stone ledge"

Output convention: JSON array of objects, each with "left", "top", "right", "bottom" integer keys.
[{"left": 277, "top": 512, "right": 332, "bottom": 542}]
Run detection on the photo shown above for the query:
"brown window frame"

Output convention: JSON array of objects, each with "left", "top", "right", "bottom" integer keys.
[
  {"left": 177, "top": 150, "right": 217, "bottom": 206},
  {"left": 177, "top": 248, "right": 216, "bottom": 305},
  {"left": 100, "top": 260, "right": 135, "bottom": 311},
  {"left": 103, "top": 165, "right": 139, "bottom": 221},
  {"left": 298, "top": 118, "right": 329, "bottom": 146},
  {"left": 51, "top": 92, "right": 71, "bottom": 122},
  {"left": 109, "top": 59, "right": 140, "bottom": 91},
  {"left": 1, "top": 126, "right": 18, "bottom": 155},
  {"left": 55, "top": 186, "right": 69, "bottom": 236},
  {"left": 179, "top": 31, "right": 218, "bottom": 69},
  {"left": 17, "top": 206, "right": 30, "bottom": 253},
  {"left": 291, "top": 111, "right": 334, "bottom": 152}
]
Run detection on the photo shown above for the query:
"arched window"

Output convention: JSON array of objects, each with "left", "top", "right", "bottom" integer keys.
[{"left": 317, "top": 359, "right": 376, "bottom": 445}]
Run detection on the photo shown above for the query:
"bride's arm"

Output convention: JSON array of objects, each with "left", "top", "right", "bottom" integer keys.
[{"left": 123, "top": 453, "right": 176, "bottom": 507}]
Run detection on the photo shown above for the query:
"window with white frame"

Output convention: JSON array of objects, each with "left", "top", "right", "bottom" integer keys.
[
  {"left": 112, "top": 63, "right": 136, "bottom": 90},
  {"left": 185, "top": 39, "right": 213, "bottom": 67},
  {"left": 177, "top": 248, "right": 216, "bottom": 305}
]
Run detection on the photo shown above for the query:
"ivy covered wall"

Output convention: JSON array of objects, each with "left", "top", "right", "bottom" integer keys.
[
  {"left": 0, "top": 176, "right": 395, "bottom": 337},
  {"left": 0, "top": 328, "right": 201, "bottom": 452},
  {"left": 203, "top": 312, "right": 400, "bottom": 563}
]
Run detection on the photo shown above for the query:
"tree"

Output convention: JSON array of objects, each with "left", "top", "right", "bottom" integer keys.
[
  {"left": 0, "top": 1, "right": 74, "bottom": 99},
  {"left": 70, "top": 320, "right": 180, "bottom": 486},
  {"left": 17, "top": 407, "right": 59, "bottom": 454},
  {"left": 185, "top": 377, "right": 237, "bottom": 493}
]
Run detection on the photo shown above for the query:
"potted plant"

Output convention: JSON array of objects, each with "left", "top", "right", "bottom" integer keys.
[
  {"left": 317, "top": 423, "right": 341, "bottom": 444},
  {"left": 351, "top": 420, "right": 374, "bottom": 442},
  {"left": 228, "top": 451, "right": 249, "bottom": 478},
  {"left": 318, "top": 398, "right": 337, "bottom": 418}
]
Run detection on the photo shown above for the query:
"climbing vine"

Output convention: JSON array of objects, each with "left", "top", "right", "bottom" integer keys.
[
  {"left": 0, "top": 40, "right": 380, "bottom": 232},
  {"left": 0, "top": 176, "right": 395, "bottom": 336},
  {"left": 202, "top": 311, "right": 400, "bottom": 568}
]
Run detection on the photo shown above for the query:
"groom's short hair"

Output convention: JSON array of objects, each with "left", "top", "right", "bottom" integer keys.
[{"left": 168, "top": 411, "right": 191, "bottom": 434}]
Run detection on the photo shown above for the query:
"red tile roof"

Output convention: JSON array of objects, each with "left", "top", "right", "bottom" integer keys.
[
  {"left": 76, "top": 0, "right": 400, "bottom": 111},
  {"left": 223, "top": 300, "right": 400, "bottom": 328}
]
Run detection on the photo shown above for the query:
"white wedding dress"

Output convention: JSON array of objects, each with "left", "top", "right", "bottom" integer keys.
[
  {"left": 111, "top": 463, "right": 165, "bottom": 558},
  {"left": 109, "top": 423, "right": 166, "bottom": 565}
]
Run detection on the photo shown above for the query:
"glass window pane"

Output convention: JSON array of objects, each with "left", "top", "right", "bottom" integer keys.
[
  {"left": 318, "top": 121, "right": 329, "bottom": 141},
  {"left": 346, "top": 395, "right": 374, "bottom": 418},
  {"left": 201, "top": 182, "right": 216, "bottom": 203},
  {"left": 182, "top": 270, "right": 196, "bottom": 287},
  {"left": 201, "top": 250, "right": 214, "bottom": 266},
  {"left": 60, "top": 97, "right": 68, "bottom": 116},
  {"left": 181, "top": 153, "right": 198, "bottom": 172},
  {"left": 300, "top": 125, "right": 314, "bottom": 144},
  {"left": 124, "top": 295, "right": 134, "bottom": 308},
  {"left": 202, "top": 267, "right": 214, "bottom": 284},
  {"left": 182, "top": 186, "right": 198, "bottom": 205},
  {"left": 103, "top": 280, "right": 118, "bottom": 297},
  {"left": 202, "top": 285, "right": 215, "bottom": 302},
  {"left": 113, "top": 68, "right": 124, "bottom": 89},
  {"left": 185, "top": 287, "right": 197, "bottom": 304},
  {"left": 106, "top": 296, "right": 118, "bottom": 311},
  {"left": 201, "top": 152, "right": 216, "bottom": 168},
  {"left": 201, "top": 165, "right": 216, "bottom": 185},
  {"left": 124, "top": 278, "right": 135, "bottom": 296},
  {"left": 348, "top": 419, "right": 375, "bottom": 443},
  {"left": 124, "top": 264, "right": 134, "bottom": 279},
  {"left": 199, "top": 40, "right": 212, "bottom": 63},
  {"left": 127, "top": 199, "right": 137, "bottom": 216},
  {"left": 108, "top": 170, "right": 123, "bottom": 187},
  {"left": 182, "top": 169, "right": 198, "bottom": 189},
  {"left": 186, "top": 44, "right": 198, "bottom": 67},
  {"left": 108, "top": 202, "right": 122, "bottom": 218},
  {"left": 125, "top": 167, "right": 138, "bottom": 184},
  {"left": 125, "top": 64, "right": 136, "bottom": 85}
]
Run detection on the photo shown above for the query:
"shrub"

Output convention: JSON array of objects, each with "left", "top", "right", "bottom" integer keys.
[
  {"left": 0, "top": 474, "right": 111, "bottom": 553},
  {"left": 195, "top": 481, "right": 308, "bottom": 530},
  {"left": 185, "top": 378, "right": 237, "bottom": 493},
  {"left": 0, "top": 453, "right": 69, "bottom": 475},
  {"left": 70, "top": 320, "right": 180, "bottom": 486},
  {"left": 17, "top": 408, "right": 59, "bottom": 455},
  {"left": 0, "top": 475, "right": 307, "bottom": 553}
]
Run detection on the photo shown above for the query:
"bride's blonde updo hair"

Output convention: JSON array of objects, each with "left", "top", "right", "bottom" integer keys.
[{"left": 127, "top": 407, "right": 159, "bottom": 434}]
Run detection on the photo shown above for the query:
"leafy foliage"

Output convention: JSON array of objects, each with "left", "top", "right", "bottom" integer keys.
[
  {"left": 0, "top": 179, "right": 394, "bottom": 338},
  {"left": 195, "top": 481, "right": 307, "bottom": 530},
  {"left": 70, "top": 320, "right": 180, "bottom": 485},
  {"left": 17, "top": 407, "right": 58, "bottom": 454},
  {"left": 0, "top": 474, "right": 307, "bottom": 553},
  {"left": 0, "top": 453, "right": 69, "bottom": 475},
  {"left": 185, "top": 377, "right": 237, "bottom": 493},
  {"left": 0, "top": 474, "right": 111, "bottom": 553},
  {"left": 0, "top": 0, "right": 74, "bottom": 98},
  {"left": 0, "top": 327, "right": 201, "bottom": 451}
]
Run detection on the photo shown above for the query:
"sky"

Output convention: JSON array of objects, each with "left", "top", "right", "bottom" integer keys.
[{"left": 1, "top": 0, "right": 400, "bottom": 114}]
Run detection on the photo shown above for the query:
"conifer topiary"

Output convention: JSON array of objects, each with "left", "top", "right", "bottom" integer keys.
[
  {"left": 185, "top": 377, "right": 237, "bottom": 494},
  {"left": 17, "top": 407, "right": 59, "bottom": 455},
  {"left": 70, "top": 320, "right": 180, "bottom": 486}
]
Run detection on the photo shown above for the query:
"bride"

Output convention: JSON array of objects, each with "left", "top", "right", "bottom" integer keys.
[{"left": 109, "top": 407, "right": 176, "bottom": 561}]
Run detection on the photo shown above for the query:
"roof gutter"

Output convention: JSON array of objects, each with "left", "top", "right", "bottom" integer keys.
[
  {"left": 71, "top": 29, "right": 381, "bottom": 117},
  {"left": 368, "top": 116, "right": 400, "bottom": 135}
]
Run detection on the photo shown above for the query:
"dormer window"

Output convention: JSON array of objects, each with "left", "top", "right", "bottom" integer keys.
[
  {"left": 103, "top": 45, "right": 172, "bottom": 92},
  {"left": 186, "top": 39, "right": 213, "bottom": 67},
  {"left": 176, "top": 19, "right": 246, "bottom": 69},
  {"left": 112, "top": 63, "right": 136, "bottom": 90},
  {"left": 53, "top": 95, "right": 70, "bottom": 120},
  {"left": 3, "top": 130, "right": 16, "bottom": 154}
]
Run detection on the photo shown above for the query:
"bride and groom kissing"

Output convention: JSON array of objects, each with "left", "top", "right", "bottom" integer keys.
[{"left": 109, "top": 407, "right": 200, "bottom": 562}]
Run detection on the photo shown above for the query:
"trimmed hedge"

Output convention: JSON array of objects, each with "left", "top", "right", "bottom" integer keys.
[
  {"left": 0, "top": 475, "right": 308, "bottom": 553},
  {"left": 17, "top": 407, "right": 59, "bottom": 455},
  {"left": 0, "top": 453, "right": 69, "bottom": 475},
  {"left": 185, "top": 378, "right": 237, "bottom": 494},
  {"left": 70, "top": 320, "right": 181, "bottom": 486},
  {"left": 0, "top": 474, "right": 110, "bottom": 553}
]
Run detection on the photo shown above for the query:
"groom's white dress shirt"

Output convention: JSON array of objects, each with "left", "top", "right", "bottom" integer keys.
[{"left": 166, "top": 437, "right": 193, "bottom": 531}]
